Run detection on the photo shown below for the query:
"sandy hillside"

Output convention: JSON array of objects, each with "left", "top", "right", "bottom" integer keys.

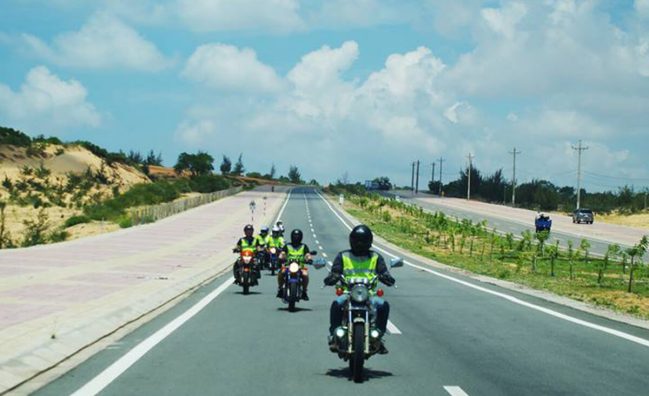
[{"left": 0, "top": 144, "right": 150, "bottom": 246}]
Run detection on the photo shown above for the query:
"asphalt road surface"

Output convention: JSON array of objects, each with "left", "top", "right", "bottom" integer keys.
[
  {"left": 36, "top": 188, "right": 649, "bottom": 396},
  {"left": 385, "top": 191, "right": 644, "bottom": 256}
]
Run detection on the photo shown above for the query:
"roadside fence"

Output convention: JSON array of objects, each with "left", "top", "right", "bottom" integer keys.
[{"left": 128, "top": 186, "right": 243, "bottom": 225}]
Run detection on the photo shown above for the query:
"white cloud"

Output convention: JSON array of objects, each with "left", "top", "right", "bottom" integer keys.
[
  {"left": 0, "top": 66, "right": 101, "bottom": 132},
  {"left": 481, "top": 2, "right": 527, "bottom": 40},
  {"left": 174, "top": 119, "right": 217, "bottom": 145},
  {"left": 22, "top": 13, "right": 170, "bottom": 71},
  {"left": 637, "top": 0, "right": 649, "bottom": 17},
  {"left": 176, "top": 0, "right": 304, "bottom": 32},
  {"left": 182, "top": 44, "right": 284, "bottom": 94}
]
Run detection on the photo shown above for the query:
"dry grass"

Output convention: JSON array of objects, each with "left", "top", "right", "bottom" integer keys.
[{"left": 598, "top": 211, "right": 649, "bottom": 230}]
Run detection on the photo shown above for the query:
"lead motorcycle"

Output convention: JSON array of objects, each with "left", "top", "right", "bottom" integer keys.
[
  {"left": 233, "top": 249, "right": 259, "bottom": 295},
  {"left": 327, "top": 257, "right": 403, "bottom": 383}
]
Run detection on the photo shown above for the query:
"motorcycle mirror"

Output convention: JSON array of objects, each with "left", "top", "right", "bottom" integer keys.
[
  {"left": 312, "top": 258, "right": 326, "bottom": 269},
  {"left": 309, "top": 250, "right": 318, "bottom": 255},
  {"left": 389, "top": 257, "right": 404, "bottom": 268}
]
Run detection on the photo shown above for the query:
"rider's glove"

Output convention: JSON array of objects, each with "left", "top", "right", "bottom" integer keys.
[
  {"left": 324, "top": 274, "right": 340, "bottom": 286},
  {"left": 379, "top": 273, "right": 395, "bottom": 286}
]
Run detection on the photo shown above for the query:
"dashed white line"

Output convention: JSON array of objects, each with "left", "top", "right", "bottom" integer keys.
[
  {"left": 315, "top": 239, "right": 320, "bottom": 244},
  {"left": 318, "top": 246, "right": 324, "bottom": 251},
  {"left": 386, "top": 320, "right": 402, "bottom": 335},
  {"left": 314, "top": 189, "right": 649, "bottom": 349},
  {"left": 312, "top": 234, "right": 317, "bottom": 238},
  {"left": 444, "top": 386, "right": 469, "bottom": 396},
  {"left": 322, "top": 253, "right": 328, "bottom": 258}
]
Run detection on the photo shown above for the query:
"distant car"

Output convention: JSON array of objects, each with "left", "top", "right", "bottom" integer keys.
[{"left": 572, "top": 208, "right": 594, "bottom": 224}]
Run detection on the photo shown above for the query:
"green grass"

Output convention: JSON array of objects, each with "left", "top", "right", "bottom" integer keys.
[{"left": 343, "top": 195, "right": 649, "bottom": 320}]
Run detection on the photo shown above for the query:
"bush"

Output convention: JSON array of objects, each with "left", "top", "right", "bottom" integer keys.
[
  {"left": 188, "top": 174, "right": 230, "bottom": 193},
  {"left": 64, "top": 215, "right": 91, "bottom": 228},
  {"left": 49, "top": 230, "right": 69, "bottom": 243},
  {"left": 118, "top": 216, "right": 133, "bottom": 228}
]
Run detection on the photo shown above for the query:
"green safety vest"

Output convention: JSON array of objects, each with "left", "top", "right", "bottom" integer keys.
[
  {"left": 342, "top": 252, "right": 379, "bottom": 284},
  {"left": 255, "top": 234, "right": 268, "bottom": 246},
  {"left": 239, "top": 238, "right": 256, "bottom": 253},
  {"left": 286, "top": 244, "right": 306, "bottom": 265},
  {"left": 266, "top": 236, "right": 285, "bottom": 248}
]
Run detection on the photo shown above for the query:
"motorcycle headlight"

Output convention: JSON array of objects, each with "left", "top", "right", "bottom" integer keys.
[
  {"left": 289, "top": 262, "right": 300, "bottom": 273},
  {"left": 370, "top": 329, "right": 380, "bottom": 339},
  {"left": 335, "top": 327, "right": 346, "bottom": 339},
  {"left": 270, "top": 248, "right": 276, "bottom": 254},
  {"left": 350, "top": 284, "right": 369, "bottom": 303}
]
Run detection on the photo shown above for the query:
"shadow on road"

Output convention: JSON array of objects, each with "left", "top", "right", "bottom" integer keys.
[
  {"left": 276, "top": 306, "right": 313, "bottom": 313},
  {"left": 233, "top": 291, "right": 262, "bottom": 295},
  {"left": 325, "top": 367, "right": 393, "bottom": 382}
]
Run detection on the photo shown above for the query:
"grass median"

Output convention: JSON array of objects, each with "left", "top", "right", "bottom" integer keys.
[{"left": 335, "top": 192, "right": 649, "bottom": 320}]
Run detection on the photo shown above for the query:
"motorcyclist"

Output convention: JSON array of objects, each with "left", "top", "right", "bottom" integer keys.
[
  {"left": 266, "top": 226, "right": 285, "bottom": 249},
  {"left": 232, "top": 224, "right": 260, "bottom": 284},
  {"left": 276, "top": 220, "right": 285, "bottom": 237},
  {"left": 254, "top": 226, "right": 270, "bottom": 268},
  {"left": 324, "top": 224, "right": 395, "bottom": 353},
  {"left": 277, "top": 229, "right": 312, "bottom": 300}
]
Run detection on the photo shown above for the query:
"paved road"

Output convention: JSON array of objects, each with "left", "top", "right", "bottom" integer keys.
[
  {"left": 35, "top": 188, "right": 649, "bottom": 395},
  {"left": 384, "top": 191, "right": 643, "bottom": 256}
]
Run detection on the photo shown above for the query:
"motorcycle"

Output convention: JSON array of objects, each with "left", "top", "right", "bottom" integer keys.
[
  {"left": 268, "top": 246, "right": 280, "bottom": 275},
  {"left": 279, "top": 252, "right": 325, "bottom": 312},
  {"left": 327, "top": 257, "right": 403, "bottom": 383},
  {"left": 535, "top": 215, "right": 552, "bottom": 233},
  {"left": 256, "top": 245, "right": 268, "bottom": 270},
  {"left": 234, "top": 249, "right": 259, "bottom": 295}
]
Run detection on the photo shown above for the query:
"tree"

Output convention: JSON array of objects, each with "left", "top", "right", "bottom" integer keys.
[
  {"left": 174, "top": 151, "right": 214, "bottom": 177},
  {"left": 269, "top": 163, "right": 276, "bottom": 179},
  {"left": 626, "top": 236, "right": 648, "bottom": 293},
  {"left": 145, "top": 150, "right": 163, "bottom": 166},
  {"left": 288, "top": 165, "right": 302, "bottom": 184},
  {"left": 232, "top": 153, "right": 245, "bottom": 176},
  {"left": 220, "top": 155, "right": 232, "bottom": 175},
  {"left": 372, "top": 177, "right": 392, "bottom": 190},
  {"left": 599, "top": 244, "right": 620, "bottom": 285}
]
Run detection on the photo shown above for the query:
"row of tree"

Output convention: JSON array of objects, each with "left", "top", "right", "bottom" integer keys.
[
  {"left": 426, "top": 167, "right": 648, "bottom": 213},
  {"left": 173, "top": 151, "right": 308, "bottom": 184}
]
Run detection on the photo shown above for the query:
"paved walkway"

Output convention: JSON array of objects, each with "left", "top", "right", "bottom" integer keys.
[{"left": 0, "top": 186, "right": 288, "bottom": 393}]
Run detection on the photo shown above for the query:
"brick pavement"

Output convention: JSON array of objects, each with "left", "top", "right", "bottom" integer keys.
[{"left": 0, "top": 186, "right": 288, "bottom": 393}]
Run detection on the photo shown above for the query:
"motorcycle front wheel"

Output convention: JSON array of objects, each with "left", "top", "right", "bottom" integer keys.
[
  {"left": 288, "top": 282, "right": 297, "bottom": 312},
  {"left": 351, "top": 322, "right": 365, "bottom": 383}
]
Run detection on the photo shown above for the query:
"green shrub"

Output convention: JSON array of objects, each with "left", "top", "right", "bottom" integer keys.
[
  {"left": 64, "top": 215, "right": 90, "bottom": 228},
  {"left": 118, "top": 216, "right": 133, "bottom": 228},
  {"left": 49, "top": 230, "right": 69, "bottom": 243},
  {"left": 188, "top": 174, "right": 230, "bottom": 193}
]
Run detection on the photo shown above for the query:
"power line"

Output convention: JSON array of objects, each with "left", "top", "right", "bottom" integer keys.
[{"left": 583, "top": 170, "right": 649, "bottom": 182}]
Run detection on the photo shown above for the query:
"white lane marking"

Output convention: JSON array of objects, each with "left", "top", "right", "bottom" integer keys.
[
  {"left": 322, "top": 253, "right": 328, "bottom": 258},
  {"left": 313, "top": 234, "right": 317, "bottom": 238},
  {"left": 444, "top": 386, "right": 469, "bottom": 396},
  {"left": 311, "top": 228, "right": 315, "bottom": 232},
  {"left": 387, "top": 320, "right": 402, "bottom": 335},
  {"left": 275, "top": 189, "right": 292, "bottom": 223},
  {"left": 315, "top": 240, "right": 320, "bottom": 244},
  {"left": 314, "top": 190, "right": 649, "bottom": 349},
  {"left": 72, "top": 278, "right": 234, "bottom": 395},
  {"left": 318, "top": 246, "right": 324, "bottom": 251}
]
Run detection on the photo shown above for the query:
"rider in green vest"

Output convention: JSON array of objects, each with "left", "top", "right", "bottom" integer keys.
[
  {"left": 232, "top": 224, "right": 261, "bottom": 284},
  {"left": 277, "top": 229, "right": 312, "bottom": 300},
  {"left": 266, "top": 226, "right": 285, "bottom": 249},
  {"left": 324, "top": 224, "right": 395, "bottom": 353}
]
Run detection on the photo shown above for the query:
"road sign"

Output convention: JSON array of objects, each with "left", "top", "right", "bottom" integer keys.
[{"left": 339, "top": 194, "right": 344, "bottom": 205}]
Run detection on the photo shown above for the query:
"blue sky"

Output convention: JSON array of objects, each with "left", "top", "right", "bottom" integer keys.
[{"left": 1, "top": 0, "right": 648, "bottom": 191}]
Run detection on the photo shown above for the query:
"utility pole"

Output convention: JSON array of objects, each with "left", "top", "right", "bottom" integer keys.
[
  {"left": 411, "top": 161, "right": 415, "bottom": 196},
  {"left": 467, "top": 153, "right": 474, "bottom": 200},
  {"left": 415, "top": 160, "right": 420, "bottom": 194},
  {"left": 438, "top": 157, "right": 445, "bottom": 196},
  {"left": 509, "top": 147, "right": 521, "bottom": 206},
  {"left": 572, "top": 140, "right": 589, "bottom": 209},
  {"left": 431, "top": 162, "right": 436, "bottom": 186}
]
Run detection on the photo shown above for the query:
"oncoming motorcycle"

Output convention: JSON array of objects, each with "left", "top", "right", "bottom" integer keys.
[
  {"left": 279, "top": 252, "right": 325, "bottom": 312},
  {"left": 268, "top": 246, "right": 280, "bottom": 275},
  {"left": 327, "top": 257, "right": 403, "bottom": 383}
]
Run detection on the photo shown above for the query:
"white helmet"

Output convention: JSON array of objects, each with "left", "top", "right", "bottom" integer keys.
[{"left": 272, "top": 225, "right": 281, "bottom": 233}]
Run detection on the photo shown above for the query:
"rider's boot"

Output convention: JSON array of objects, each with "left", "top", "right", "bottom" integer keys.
[
  {"left": 301, "top": 289, "right": 309, "bottom": 301},
  {"left": 276, "top": 287, "right": 282, "bottom": 298}
]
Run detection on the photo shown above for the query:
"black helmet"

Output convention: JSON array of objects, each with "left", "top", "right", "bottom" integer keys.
[
  {"left": 350, "top": 224, "right": 373, "bottom": 255},
  {"left": 244, "top": 224, "right": 254, "bottom": 237},
  {"left": 290, "top": 229, "right": 303, "bottom": 245}
]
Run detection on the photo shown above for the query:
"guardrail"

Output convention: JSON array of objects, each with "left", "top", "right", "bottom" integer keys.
[{"left": 128, "top": 186, "right": 243, "bottom": 225}]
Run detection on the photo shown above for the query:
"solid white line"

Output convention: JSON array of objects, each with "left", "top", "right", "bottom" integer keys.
[
  {"left": 444, "top": 386, "right": 469, "bottom": 396},
  {"left": 275, "top": 189, "right": 292, "bottom": 223},
  {"left": 387, "top": 320, "right": 402, "bottom": 335},
  {"left": 314, "top": 190, "right": 649, "bottom": 349},
  {"left": 72, "top": 278, "right": 234, "bottom": 396}
]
